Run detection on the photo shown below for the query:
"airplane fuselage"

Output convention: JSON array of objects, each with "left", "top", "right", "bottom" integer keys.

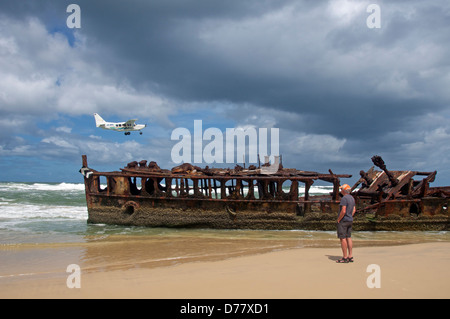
[
  {"left": 99, "top": 122, "right": 146, "bottom": 132},
  {"left": 94, "top": 113, "right": 147, "bottom": 135}
]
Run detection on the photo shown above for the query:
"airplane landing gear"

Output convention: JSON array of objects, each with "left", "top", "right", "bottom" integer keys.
[{"left": 124, "top": 132, "right": 131, "bottom": 136}]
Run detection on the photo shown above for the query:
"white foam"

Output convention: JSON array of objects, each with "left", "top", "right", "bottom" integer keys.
[
  {"left": 306, "top": 186, "right": 335, "bottom": 195},
  {"left": 166, "top": 184, "right": 334, "bottom": 194},
  {"left": 0, "top": 182, "right": 85, "bottom": 192},
  {"left": 0, "top": 203, "right": 87, "bottom": 220}
]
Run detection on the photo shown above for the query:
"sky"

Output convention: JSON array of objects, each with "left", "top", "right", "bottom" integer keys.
[{"left": 1, "top": 0, "right": 450, "bottom": 186}]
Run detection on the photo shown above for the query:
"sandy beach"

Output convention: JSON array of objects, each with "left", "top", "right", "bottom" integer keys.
[{"left": 1, "top": 241, "right": 449, "bottom": 299}]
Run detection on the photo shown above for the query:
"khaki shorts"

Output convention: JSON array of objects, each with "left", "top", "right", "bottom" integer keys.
[{"left": 337, "top": 221, "right": 352, "bottom": 239}]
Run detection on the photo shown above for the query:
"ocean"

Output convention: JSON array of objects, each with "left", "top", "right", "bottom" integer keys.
[{"left": 1, "top": 182, "right": 449, "bottom": 274}]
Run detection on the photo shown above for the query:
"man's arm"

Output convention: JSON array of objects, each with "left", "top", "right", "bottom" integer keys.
[{"left": 337, "top": 206, "right": 346, "bottom": 223}]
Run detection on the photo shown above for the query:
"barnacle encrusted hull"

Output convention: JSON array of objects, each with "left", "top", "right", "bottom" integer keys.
[{"left": 87, "top": 202, "right": 301, "bottom": 230}]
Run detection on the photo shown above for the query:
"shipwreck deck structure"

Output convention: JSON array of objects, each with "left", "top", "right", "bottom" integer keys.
[
  {"left": 80, "top": 155, "right": 351, "bottom": 229},
  {"left": 80, "top": 155, "right": 450, "bottom": 231},
  {"left": 353, "top": 156, "right": 450, "bottom": 217}
]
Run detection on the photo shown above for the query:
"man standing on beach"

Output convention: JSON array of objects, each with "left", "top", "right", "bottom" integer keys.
[{"left": 336, "top": 184, "right": 356, "bottom": 263}]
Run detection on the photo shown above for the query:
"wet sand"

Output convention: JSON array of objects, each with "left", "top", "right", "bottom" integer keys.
[{"left": 1, "top": 241, "right": 449, "bottom": 299}]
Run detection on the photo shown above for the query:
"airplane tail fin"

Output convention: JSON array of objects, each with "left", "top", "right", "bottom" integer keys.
[{"left": 94, "top": 113, "right": 106, "bottom": 127}]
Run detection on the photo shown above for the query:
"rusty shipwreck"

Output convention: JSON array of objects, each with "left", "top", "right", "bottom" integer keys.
[{"left": 80, "top": 155, "right": 450, "bottom": 231}]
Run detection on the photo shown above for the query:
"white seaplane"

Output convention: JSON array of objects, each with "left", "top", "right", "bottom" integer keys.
[{"left": 94, "top": 113, "right": 147, "bottom": 135}]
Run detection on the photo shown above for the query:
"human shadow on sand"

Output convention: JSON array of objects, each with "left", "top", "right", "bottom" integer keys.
[{"left": 326, "top": 255, "right": 343, "bottom": 262}]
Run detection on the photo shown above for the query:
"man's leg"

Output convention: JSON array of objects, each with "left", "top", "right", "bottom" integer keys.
[
  {"left": 340, "top": 238, "right": 348, "bottom": 258},
  {"left": 346, "top": 237, "right": 353, "bottom": 258},
  {"left": 346, "top": 222, "right": 353, "bottom": 259}
]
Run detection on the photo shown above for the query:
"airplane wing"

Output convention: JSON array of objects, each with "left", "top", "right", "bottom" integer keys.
[{"left": 124, "top": 119, "right": 137, "bottom": 126}]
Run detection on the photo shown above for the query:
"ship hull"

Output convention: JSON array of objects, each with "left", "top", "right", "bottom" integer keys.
[
  {"left": 86, "top": 194, "right": 450, "bottom": 231},
  {"left": 86, "top": 194, "right": 338, "bottom": 230}
]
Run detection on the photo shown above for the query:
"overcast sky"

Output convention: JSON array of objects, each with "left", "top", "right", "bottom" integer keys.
[{"left": 1, "top": 0, "right": 450, "bottom": 185}]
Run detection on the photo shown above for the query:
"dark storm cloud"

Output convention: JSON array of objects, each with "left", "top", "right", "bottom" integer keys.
[
  {"left": 73, "top": 0, "right": 297, "bottom": 97},
  {"left": 65, "top": 0, "right": 450, "bottom": 141},
  {"left": 4, "top": 0, "right": 448, "bottom": 125},
  {"left": 1, "top": 0, "right": 450, "bottom": 183}
]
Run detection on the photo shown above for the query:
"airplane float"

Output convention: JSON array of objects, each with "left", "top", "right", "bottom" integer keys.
[{"left": 94, "top": 113, "right": 147, "bottom": 135}]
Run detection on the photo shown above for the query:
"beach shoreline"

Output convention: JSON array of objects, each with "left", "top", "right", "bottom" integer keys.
[{"left": 1, "top": 241, "right": 449, "bottom": 299}]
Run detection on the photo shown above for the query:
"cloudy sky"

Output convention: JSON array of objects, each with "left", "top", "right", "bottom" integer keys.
[{"left": 1, "top": 0, "right": 450, "bottom": 185}]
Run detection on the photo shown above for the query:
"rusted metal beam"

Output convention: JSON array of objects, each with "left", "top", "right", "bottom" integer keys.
[{"left": 371, "top": 155, "right": 399, "bottom": 187}]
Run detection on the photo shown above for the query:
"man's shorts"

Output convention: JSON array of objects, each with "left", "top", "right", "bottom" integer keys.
[{"left": 337, "top": 221, "right": 353, "bottom": 239}]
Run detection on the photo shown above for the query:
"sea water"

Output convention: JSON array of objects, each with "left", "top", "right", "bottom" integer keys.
[
  {"left": 0, "top": 181, "right": 449, "bottom": 244},
  {"left": 0, "top": 182, "right": 449, "bottom": 273}
]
